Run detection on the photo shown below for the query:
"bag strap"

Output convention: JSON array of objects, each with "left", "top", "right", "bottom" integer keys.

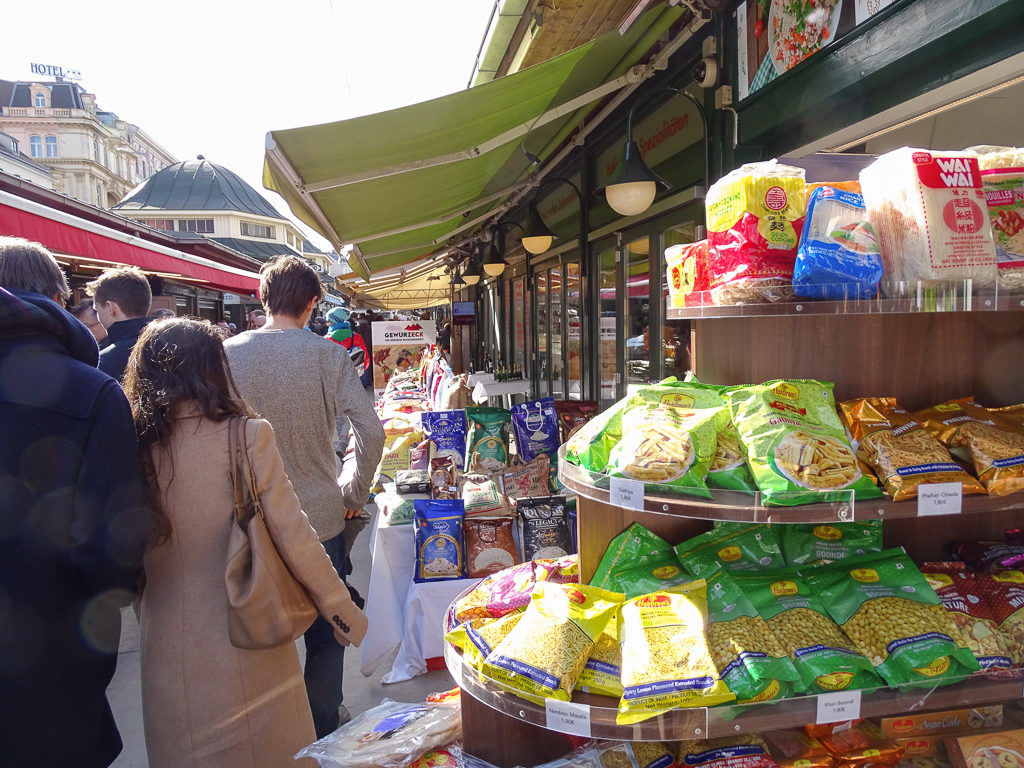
[
  {"left": 229, "top": 416, "right": 264, "bottom": 525},
  {"left": 238, "top": 419, "right": 264, "bottom": 520}
]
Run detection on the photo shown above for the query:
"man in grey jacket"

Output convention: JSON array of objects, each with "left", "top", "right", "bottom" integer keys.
[{"left": 224, "top": 255, "right": 384, "bottom": 737}]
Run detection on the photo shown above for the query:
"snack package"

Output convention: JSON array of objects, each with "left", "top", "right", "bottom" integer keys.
[
  {"left": 675, "top": 523, "right": 785, "bottom": 579},
  {"left": 453, "top": 561, "right": 540, "bottom": 623},
  {"left": 666, "top": 239, "right": 711, "bottom": 308},
  {"left": 423, "top": 410, "right": 468, "bottom": 465},
  {"left": 430, "top": 456, "right": 459, "bottom": 500},
  {"left": 705, "top": 160, "right": 807, "bottom": 304},
  {"left": 676, "top": 736, "right": 779, "bottom": 768},
  {"left": 574, "top": 616, "right": 624, "bottom": 698},
  {"left": 880, "top": 705, "right": 1003, "bottom": 738},
  {"left": 413, "top": 499, "right": 467, "bottom": 583},
  {"left": 605, "top": 384, "right": 726, "bottom": 497},
  {"left": 481, "top": 581, "right": 623, "bottom": 704},
  {"left": 499, "top": 454, "right": 552, "bottom": 501},
  {"left": 293, "top": 697, "right": 462, "bottom": 768},
  {"left": 617, "top": 582, "right": 735, "bottom": 725},
  {"left": 779, "top": 522, "right": 884, "bottom": 566},
  {"left": 587, "top": 740, "right": 678, "bottom": 768},
  {"left": 943, "top": 726, "right": 1024, "bottom": 768},
  {"left": 726, "top": 380, "right": 884, "bottom": 506},
  {"left": 605, "top": 550, "right": 693, "bottom": 599},
  {"left": 511, "top": 398, "right": 562, "bottom": 465},
  {"left": 805, "top": 548, "right": 981, "bottom": 687},
  {"left": 591, "top": 523, "right": 676, "bottom": 591},
  {"left": 948, "top": 531, "right": 1024, "bottom": 572},
  {"left": 374, "top": 428, "right": 423, "bottom": 492},
  {"left": 519, "top": 496, "right": 574, "bottom": 561},
  {"left": 445, "top": 610, "right": 524, "bottom": 668},
  {"left": 859, "top": 148, "right": 998, "bottom": 285},
  {"left": 917, "top": 399, "right": 1024, "bottom": 496},
  {"left": 820, "top": 721, "right": 904, "bottom": 767},
  {"left": 553, "top": 399, "right": 600, "bottom": 444},
  {"left": 971, "top": 571, "right": 1024, "bottom": 664},
  {"left": 970, "top": 145, "right": 1024, "bottom": 292},
  {"left": 458, "top": 472, "right": 513, "bottom": 517},
  {"left": 534, "top": 554, "right": 581, "bottom": 585},
  {"left": 708, "top": 419, "right": 760, "bottom": 492},
  {"left": 406, "top": 746, "right": 464, "bottom": 768},
  {"left": 794, "top": 186, "right": 883, "bottom": 301},
  {"left": 566, "top": 398, "right": 629, "bottom": 473},
  {"left": 762, "top": 730, "right": 835, "bottom": 768},
  {"left": 731, "top": 569, "right": 881, "bottom": 694},
  {"left": 464, "top": 517, "right": 519, "bottom": 578},
  {"left": 464, "top": 406, "right": 511, "bottom": 472},
  {"left": 377, "top": 482, "right": 426, "bottom": 526},
  {"left": 704, "top": 567, "right": 802, "bottom": 702}
]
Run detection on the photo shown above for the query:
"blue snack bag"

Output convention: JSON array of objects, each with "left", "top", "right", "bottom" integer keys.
[
  {"left": 794, "top": 186, "right": 883, "bottom": 300},
  {"left": 413, "top": 498, "right": 466, "bottom": 582},
  {"left": 423, "top": 409, "right": 468, "bottom": 465}
]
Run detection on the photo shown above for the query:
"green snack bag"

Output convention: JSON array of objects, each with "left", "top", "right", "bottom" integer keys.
[
  {"left": 565, "top": 397, "right": 628, "bottom": 472},
  {"left": 705, "top": 568, "right": 802, "bottom": 702},
  {"left": 591, "top": 523, "right": 674, "bottom": 591},
  {"left": 607, "top": 550, "right": 693, "bottom": 599},
  {"left": 726, "top": 379, "right": 883, "bottom": 506},
  {"left": 675, "top": 524, "right": 785, "bottom": 580},
  {"left": 464, "top": 406, "right": 511, "bottom": 472},
  {"left": 804, "top": 548, "right": 981, "bottom": 688},
  {"left": 732, "top": 568, "right": 881, "bottom": 694},
  {"left": 677, "top": 381, "right": 758, "bottom": 493},
  {"left": 606, "top": 384, "right": 726, "bottom": 498},
  {"left": 780, "top": 521, "right": 884, "bottom": 565}
]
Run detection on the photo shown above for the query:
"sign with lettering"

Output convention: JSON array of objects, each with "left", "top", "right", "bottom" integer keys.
[
  {"left": 917, "top": 482, "right": 963, "bottom": 517},
  {"left": 29, "top": 62, "right": 82, "bottom": 80},
  {"left": 816, "top": 690, "right": 862, "bottom": 724},
  {"left": 545, "top": 699, "right": 591, "bottom": 737},
  {"left": 370, "top": 320, "right": 436, "bottom": 396}
]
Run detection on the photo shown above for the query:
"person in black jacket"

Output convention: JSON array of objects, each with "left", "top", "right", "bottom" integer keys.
[
  {"left": 0, "top": 237, "right": 150, "bottom": 768},
  {"left": 86, "top": 266, "right": 153, "bottom": 382}
]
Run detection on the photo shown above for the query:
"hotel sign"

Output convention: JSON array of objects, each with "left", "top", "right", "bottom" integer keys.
[{"left": 29, "top": 62, "right": 82, "bottom": 81}]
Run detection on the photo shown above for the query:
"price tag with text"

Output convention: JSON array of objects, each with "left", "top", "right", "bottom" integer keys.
[
  {"left": 917, "top": 482, "right": 962, "bottom": 517},
  {"left": 610, "top": 477, "right": 645, "bottom": 511},
  {"left": 816, "top": 690, "right": 861, "bottom": 724},
  {"left": 545, "top": 699, "right": 591, "bottom": 737}
]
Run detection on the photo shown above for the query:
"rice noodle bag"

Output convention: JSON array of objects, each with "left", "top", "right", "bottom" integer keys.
[
  {"left": 969, "top": 145, "right": 1024, "bottom": 292},
  {"left": 705, "top": 160, "right": 806, "bottom": 304},
  {"left": 859, "top": 148, "right": 998, "bottom": 285},
  {"left": 667, "top": 239, "right": 710, "bottom": 308}
]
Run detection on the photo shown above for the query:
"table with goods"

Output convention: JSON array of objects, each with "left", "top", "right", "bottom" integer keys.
[{"left": 438, "top": 144, "right": 1024, "bottom": 768}]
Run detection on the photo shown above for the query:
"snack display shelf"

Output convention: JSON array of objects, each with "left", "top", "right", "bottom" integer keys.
[
  {"left": 445, "top": 638, "right": 1024, "bottom": 742},
  {"left": 558, "top": 449, "right": 1020, "bottom": 524}
]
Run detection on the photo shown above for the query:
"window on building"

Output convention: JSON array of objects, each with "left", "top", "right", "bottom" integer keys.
[
  {"left": 93, "top": 139, "right": 100, "bottom": 161},
  {"left": 45, "top": 135, "right": 58, "bottom": 158},
  {"left": 96, "top": 185, "right": 103, "bottom": 205},
  {"left": 142, "top": 219, "right": 175, "bottom": 230},
  {"left": 34, "top": 93, "right": 46, "bottom": 108},
  {"left": 29, "top": 135, "right": 42, "bottom": 157},
  {"left": 240, "top": 221, "right": 274, "bottom": 239},
  {"left": 177, "top": 219, "right": 214, "bottom": 234}
]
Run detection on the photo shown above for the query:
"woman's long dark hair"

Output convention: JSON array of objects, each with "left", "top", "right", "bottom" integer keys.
[{"left": 123, "top": 318, "right": 256, "bottom": 546}]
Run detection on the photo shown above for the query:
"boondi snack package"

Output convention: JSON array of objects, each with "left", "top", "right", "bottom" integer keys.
[
  {"left": 779, "top": 522, "right": 884, "bottom": 566},
  {"left": 676, "top": 523, "right": 785, "bottom": 580}
]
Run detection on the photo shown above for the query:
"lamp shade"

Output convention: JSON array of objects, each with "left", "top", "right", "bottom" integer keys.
[
  {"left": 482, "top": 242, "right": 507, "bottom": 277},
  {"left": 520, "top": 197, "right": 557, "bottom": 255},
  {"left": 462, "top": 254, "right": 482, "bottom": 286},
  {"left": 450, "top": 268, "right": 467, "bottom": 287},
  {"left": 601, "top": 139, "right": 670, "bottom": 217}
]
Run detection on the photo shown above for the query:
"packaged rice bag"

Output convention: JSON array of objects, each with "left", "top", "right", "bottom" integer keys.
[
  {"left": 453, "top": 561, "right": 539, "bottom": 623},
  {"left": 464, "top": 517, "right": 519, "bottom": 578},
  {"left": 617, "top": 581, "right": 735, "bottom": 725},
  {"left": 554, "top": 399, "right": 600, "bottom": 444},
  {"left": 859, "top": 148, "right": 998, "bottom": 285},
  {"left": 794, "top": 186, "right": 882, "bottom": 301},
  {"left": 458, "top": 472, "right": 512, "bottom": 517},
  {"left": 511, "top": 398, "right": 561, "bottom": 464},
  {"left": 726, "top": 380, "right": 884, "bottom": 506},
  {"left": 917, "top": 399, "right": 1024, "bottom": 496},
  {"left": 464, "top": 406, "right": 511, "bottom": 472},
  {"left": 413, "top": 499, "right": 466, "bottom": 583},
  {"left": 967, "top": 145, "right": 1024, "bottom": 292},
  {"left": 804, "top": 548, "right": 980, "bottom": 687},
  {"left": 591, "top": 523, "right": 675, "bottom": 592},
  {"left": 666, "top": 239, "right": 711, "bottom": 309},
  {"left": 730, "top": 569, "right": 881, "bottom": 694},
  {"left": 840, "top": 397, "right": 985, "bottom": 501},
  {"left": 971, "top": 570, "right": 1024, "bottom": 664},
  {"left": 675, "top": 523, "right": 785, "bottom": 579},
  {"left": 762, "top": 730, "right": 835, "bottom": 768},
  {"left": 499, "top": 454, "right": 551, "bottom": 501},
  {"left": 779, "top": 522, "right": 884, "bottom": 566},
  {"left": 676, "top": 735, "right": 779, "bottom": 768},
  {"left": 430, "top": 456, "right": 459, "bottom": 500},
  {"left": 575, "top": 616, "right": 624, "bottom": 698},
  {"left": 481, "top": 581, "right": 623, "bottom": 705},
  {"left": 519, "top": 496, "right": 574, "bottom": 560},
  {"left": 423, "top": 410, "right": 468, "bottom": 465},
  {"left": 566, "top": 397, "right": 629, "bottom": 473},
  {"left": 705, "top": 160, "right": 806, "bottom": 304},
  {"left": 445, "top": 609, "right": 524, "bottom": 668},
  {"left": 704, "top": 568, "right": 802, "bottom": 703},
  {"left": 605, "top": 384, "right": 726, "bottom": 497}
]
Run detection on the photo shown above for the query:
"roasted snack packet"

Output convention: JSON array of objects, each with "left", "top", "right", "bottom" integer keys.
[
  {"left": 676, "top": 735, "right": 780, "bottom": 768},
  {"left": 676, "top": 523, "right": 785, "bottom": 579},
  {"left": 565, "top": 397, "right": 629, "bottom": 473},
  {"left": 763, "top": 730, "right": 835, "bottom": 768},
  {"left": 445, "top": 609, "right": 524, "bottom": 668},
  {"left": 971, "top": 570, "right": 1024, "bottom": 664},
  {"left": 780, "top": 522, "right": 883, "bottom": 566},
  {"left": 820, "top": 722, "right": 904, "bottom": 767}
]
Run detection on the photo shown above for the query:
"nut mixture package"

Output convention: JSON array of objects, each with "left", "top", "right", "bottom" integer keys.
[
  {"left": 445, "top": 609, "right": 524, "bottom": 668},
  {"left": 676, "top": 736, "right": 779, "bottom": 768},
  {"left": 617, "top": 582, "right": 735, "bottom": 725},
  {"left": 591, "top": 522, "right": 676, "bottom": 591},
  {"left": 430, "top": 456, "right": 459, "bottom": 500},
  {"left": 554, "top": 399, "right": 600, "bottom": 443},
  {"left": 762, "top": 730, "right": 835, "bottom": 768},
  {"left": 458, "top": 472, "right": 513, "bottom": 517},
  {"left": 423, "top": 410, "right": 468, "bottom": 465},
  {"left": 413, "top": 499, "right": 467, "bottom": 583},
  {"left": 971, "top": 570, "right": 1024, "bottom": 664},
  {"left": 464, "top": 406, "right": 511, "bottom": 472},
  {"left": 840, "top": 397, "right": 985, "bottom": 501},
  {"left": 805, "top": 548, "right": 980, "bottom": 687},
  {"left": 575, "top": 616, "right": 624, "bottom": 698},
  {"left": 519, "top": 495, "right": 574, "bottom": 561},
  {"left": 820, "top": 722, "right": 904, "bottom": 767},
  {"left": 917, "top": 399, "right": 1024, "bottom": 496},
  {"left": 675, "top": 523, "right": 785, "bottom": 580},
  {"left": 731, "top": 568, "right": 881, "bottom": 694},
  {"left": 704, "top": 567, "right": 802, "bottom": 703},
  {"left": 481, "top": 581, "right": 623, "bottom": 704},
  {"left": 779, "top": 522, "right": 884, "bottom": 566},
  {"left": 464, "top": 517, "right": 519, "bottom": 578},
  {"left": 705, "top": 159, "right": 807, "bottom": 304},
  {"left": 499, "top": 454, "right": 551, "bottom": 501},
  {"left": 970, "top": 145, "right": 1024, "bottom": 292},
  {"left": 605, "top": 383, "right": 727, "bottom": 498},
  {"left": 726, "top": 380, "right": 884, "bottom": 506}
]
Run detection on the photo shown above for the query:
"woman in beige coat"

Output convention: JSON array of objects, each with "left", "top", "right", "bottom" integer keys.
[{"left": 124, "top": 318, "right": 367, "bottom": 768}]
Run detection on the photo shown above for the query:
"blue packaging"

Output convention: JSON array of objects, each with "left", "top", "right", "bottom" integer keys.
[
  {"left": 422, "top": 409, "right": 468, "bottom": 465},
  {"left": 794, "top": 186, "right": 884, "bottom": 300},
  {"left": 413, "top": 498, "right": 466, "bottom": 582},
  {"left": 510, "top": 397, "right": 561, "bottom": 464}
]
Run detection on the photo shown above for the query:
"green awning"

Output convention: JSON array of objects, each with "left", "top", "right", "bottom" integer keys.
[{"left": 263, "top": 4, "right": 685, "bottom": 286}]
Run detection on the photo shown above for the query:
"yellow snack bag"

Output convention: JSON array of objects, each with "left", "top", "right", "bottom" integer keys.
[
  {"left": 575, "top": 615, "right": 623, "bottom": 698},
  {"left": 617, "top": 581, "right": 735, "bottom": 725},
  {"left": 444, "top": 610, "right": 523, "bottom": 669}
]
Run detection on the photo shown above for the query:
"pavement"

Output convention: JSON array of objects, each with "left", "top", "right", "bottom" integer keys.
[{"left": 108, "top": 508, "right": 456, "bottom": 767}]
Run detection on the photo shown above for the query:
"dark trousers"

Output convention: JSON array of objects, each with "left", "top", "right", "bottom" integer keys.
[{"left": 303, "top": 531, "right": 347, "bottom": 738}]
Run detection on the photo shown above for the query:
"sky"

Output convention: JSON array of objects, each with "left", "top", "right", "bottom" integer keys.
[{"left": 2, "top": 0, "right": 498, "bottom": 250}]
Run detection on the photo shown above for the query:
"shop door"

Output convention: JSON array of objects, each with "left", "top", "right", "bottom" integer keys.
[
  {"left": 565, "top": 260, "right": 583, "bottom": 400},
  {"left": 622, "top": 235, "right": 652, "bottom": 387},
  {"left": 549, "top": 263, "right": 564, "bottom": 399},
  {"left": 534, "top": 269, "right": 549, "bottom": 397},
  {"left": 593, "top": 236, "right": 623, "bottom": 409}
]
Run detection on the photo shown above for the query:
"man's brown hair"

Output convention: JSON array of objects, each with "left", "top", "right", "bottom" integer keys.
[
  {"left": 0, "top": 237, "right": 70, "bottom": 300},
  {"left": 86, "top": 266, "right": 152, "bottom": 318},
  {"left": 259, "top": 255, "right": 324, "bottom": 318}
]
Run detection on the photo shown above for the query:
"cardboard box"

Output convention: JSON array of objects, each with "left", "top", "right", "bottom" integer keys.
[
  {"left": 881, "top": 708, "right": 1004, "bottom": 739},
  {"left": 897, "top": 735, "right": 949, "bottom": 759},
  {"left": 947, "top": 727, "right": 1024, "bottom": 768}
]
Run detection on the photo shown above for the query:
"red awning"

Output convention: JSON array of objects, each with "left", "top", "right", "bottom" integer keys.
[{"left": 0, "top": 198, "right": 261, "bottom": 294}]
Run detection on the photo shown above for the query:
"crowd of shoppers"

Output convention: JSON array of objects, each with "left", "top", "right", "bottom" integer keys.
[{"left": 0, "top": 237, "right": 383, "bottom": 768}]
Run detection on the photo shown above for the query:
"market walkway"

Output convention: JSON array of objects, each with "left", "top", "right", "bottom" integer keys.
[{"left": 108, "top": 507, "right": 456, "bottom": 767}]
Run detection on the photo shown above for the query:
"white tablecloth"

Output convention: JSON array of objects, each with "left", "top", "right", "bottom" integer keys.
[{"left": 471, "top": 379, "right": 531, "bottom": 405}]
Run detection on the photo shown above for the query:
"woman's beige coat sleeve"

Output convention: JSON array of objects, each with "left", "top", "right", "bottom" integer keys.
[{"left": 247, "top": 418, "right": 368, "bottom": 646}]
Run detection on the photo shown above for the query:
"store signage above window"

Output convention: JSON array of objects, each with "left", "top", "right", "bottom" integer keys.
[
  {"left": 736, "top": 0, "right": 897, "bottom": 101},
  {"left": 29, "top": 62, "right": 82, "bottom": 81}
]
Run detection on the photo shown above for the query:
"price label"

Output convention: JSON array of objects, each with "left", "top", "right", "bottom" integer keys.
[
  {"left": 545, "top": 699, "right": 591, "bottom": 737},
  {"left": 816, "top": 690, "right": 861, "bottom": 725},
  {"left": 610, "top": 477, "right": 645, "bottom": 511},
  {"left": 917, "top": 482, "right": 962, "bottom": 517}
]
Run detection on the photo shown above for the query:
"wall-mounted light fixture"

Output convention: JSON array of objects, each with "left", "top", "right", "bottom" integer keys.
[
  {"left": 483, "top": 220, "right": 524, "bottom": 276},
  {"left": 518, "top": 176, "right": 582, "bottom": 256},
  {"left": 461, "top": 246, "right": 484, "bottom": 286},
  {"left": 450, "top": 267, "right": 467, "bottom": 287}
]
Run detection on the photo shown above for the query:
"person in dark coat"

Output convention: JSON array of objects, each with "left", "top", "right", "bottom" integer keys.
[
  {"left": 0, "top": 237, "right": 150, "bottom": 768},
  {"left": 86, "top": 266, "right": 153, "bottom": 382}
]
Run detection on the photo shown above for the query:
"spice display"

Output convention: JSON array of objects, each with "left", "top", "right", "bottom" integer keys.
[
  {"left": 779, "top": 522, "right": 884, "bottom": 566},
  {"left": 413, "top": 499, "right": 466, "bottom": 583},
  {"left": 464, "top": 406, "right": 511, "bottom": 471},
  {"left": 464, "top": 517, "right": 519, "bottom": 578},
  {"left": 519, "top": 496, "right": 574, "bottom": 561},
  {"left": 676, "top": 523, "right": 785, "bottom": 579}
]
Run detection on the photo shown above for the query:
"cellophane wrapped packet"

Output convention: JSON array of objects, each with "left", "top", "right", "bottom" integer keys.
[
  {"left": 779, "top": 522, "right": 884, "bottom": 566},
  {"left": 445, "top": 609, "right": 524, "bottom": 669},
  {"left": 971, "top": 145, "right": 1024, "bottom": 292},
  {"left": 676, "top": 736, "right": 780, "bottom": 768},
  {"left": 574, "top": 615, "right": 624, "bottom": 698},
  {"left": 675, "top": 523, "right": 785, "bottom": 580}
]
